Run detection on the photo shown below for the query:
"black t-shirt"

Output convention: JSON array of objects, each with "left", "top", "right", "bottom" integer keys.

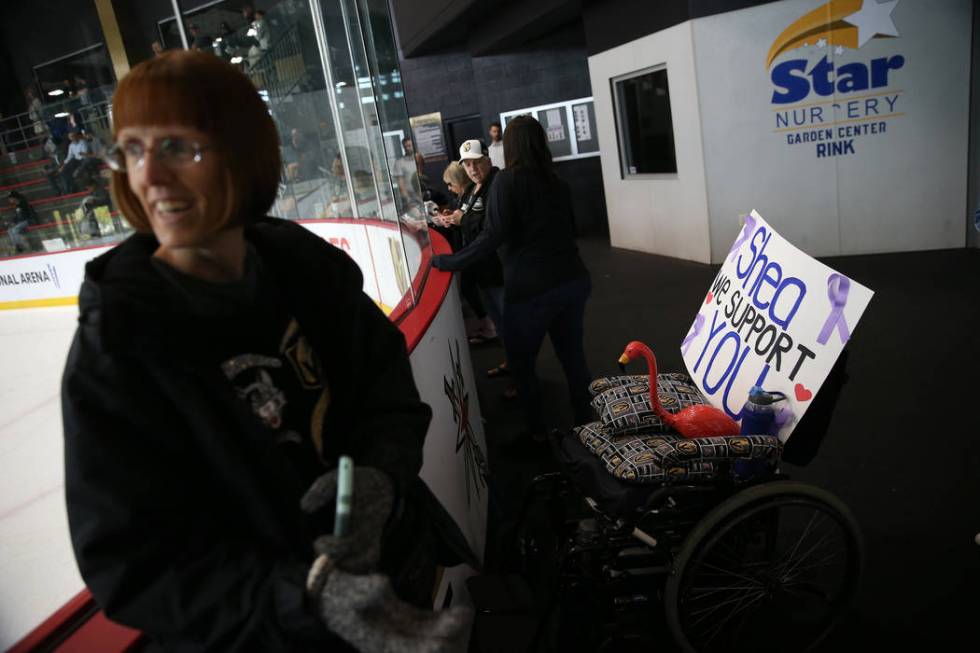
[
  {"left": 455, "top": 167, "right": 504, "bottom": 288},
  {"left": 151, "top": 248, "right": 329, "bottom": 484},
  {"left": 456, "top": 168, "right": 497, "bottom": 246}
]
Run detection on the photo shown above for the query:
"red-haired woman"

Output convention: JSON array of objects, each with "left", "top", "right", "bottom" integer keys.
[{"left": 62, "top": 51, "right": 470, "bottom": 652}]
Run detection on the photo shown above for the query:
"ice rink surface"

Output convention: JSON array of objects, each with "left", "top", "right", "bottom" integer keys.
[{"left": 0, "top": 306, "right": 85, "bottom": 649}]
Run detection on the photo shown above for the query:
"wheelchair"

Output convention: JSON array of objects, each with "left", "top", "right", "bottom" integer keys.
[{"left": 498, "top": 360, "right": 861, "bottom": 653}]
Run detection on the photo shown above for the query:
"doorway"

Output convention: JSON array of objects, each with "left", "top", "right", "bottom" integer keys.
[{"left": 444, "top": 113, "right": 486, "bottom": 156}]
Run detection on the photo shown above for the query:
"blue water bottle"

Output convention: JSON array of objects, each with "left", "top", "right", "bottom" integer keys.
[
  {"left": 735, "top": 387, "right": 786, "bottom": 480},
  {"left": 739, "top": 386, "right": 786, "bottom": 436}
]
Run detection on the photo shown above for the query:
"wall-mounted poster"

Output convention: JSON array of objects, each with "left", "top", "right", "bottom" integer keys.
[
  {"left": 571, "top": 101, "right": 598, "bottom": 155},
  {"left": 537, "top": 107, "right": 572, "bottom": 158},
  {"left": 409, "top": 112, "right": 447, "bottom": 161},
  {"left": 500, "top": 97, "right": 599, "bottom": 162}
]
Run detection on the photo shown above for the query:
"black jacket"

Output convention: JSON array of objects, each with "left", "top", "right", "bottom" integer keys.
[
  {"left": 433, "top": 167, "right": 589, "bottom": 304},
  {"left": 62, "top": 217, "right": 466, "bottom": 652},
  {"left": 455, "top": 168, "right": 504, "bottom": 288},
  {"left": 12, "top": 198, "right": 38, "bottom": 226}
]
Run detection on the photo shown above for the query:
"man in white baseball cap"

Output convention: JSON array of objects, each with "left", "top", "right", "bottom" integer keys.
[{"left": 441, "top": 139, "right": 510, "bottom": 385}]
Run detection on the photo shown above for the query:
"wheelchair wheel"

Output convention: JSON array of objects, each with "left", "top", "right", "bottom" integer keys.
[{"left": 664, "top": 481, "right": 862, "bottom": 653}]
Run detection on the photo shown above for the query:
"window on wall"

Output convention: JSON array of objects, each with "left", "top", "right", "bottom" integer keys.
[{"left": 612, "top": 65, "right": 677, "bottom": 176}]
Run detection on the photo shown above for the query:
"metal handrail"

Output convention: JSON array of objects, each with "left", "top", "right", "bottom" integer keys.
[
  {"left": 0, "top": 84, "right": 114, "bottom": 128},
  {"left": 244, "top": 23, "right": 306, "bottom": 105},
  {"left": 1, "top": 95, "right": 113, "bottom": 155}
]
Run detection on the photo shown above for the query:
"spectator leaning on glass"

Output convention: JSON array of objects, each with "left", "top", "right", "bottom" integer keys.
[
  {"left": 438, "top": 161, "right": 496, "bottom": 345},
  {"left": 438, "top": 140, "right": 510, "bottom": 382},
  {"left": 61, "top": 50, "right": 472, "bottom": 653},
  {"left": 432, "top": 117, "right": 592, "bottom": 442}
]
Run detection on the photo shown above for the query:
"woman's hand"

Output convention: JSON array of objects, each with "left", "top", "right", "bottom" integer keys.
[
  {"left": 312, "top": 569, "right": 473, "bottom": 653},
  {"left": 433, "top": 210, "right": 454, "bottom": 228},
  {"left": 434, "top": 210, "right": 460, "bottom": 228},
  {"left": 300, "top": 466, "right": 393, "bottom": 574}
]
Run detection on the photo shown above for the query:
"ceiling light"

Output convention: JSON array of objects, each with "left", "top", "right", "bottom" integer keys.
[
  {"left": 230, "top": 56, "right": 243, "bottom": 64},
  {"left": 54, "top": 112, "right": 69, "bottom": 118},
  {"left": 48, "top": 89, "right": 65, "bottom": 96}
]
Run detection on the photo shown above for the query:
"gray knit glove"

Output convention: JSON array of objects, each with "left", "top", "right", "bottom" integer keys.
[
  {"left": 301, "top": 467, "right": 473, "bottom": 652},
  {"left": 300, "top": 466, "right": 394, "bottom": 573},
  {"left": 312, "top": 568, "right": 473, "bottom": 653}
]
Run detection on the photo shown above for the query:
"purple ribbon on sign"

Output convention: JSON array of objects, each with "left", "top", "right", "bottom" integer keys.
[
  {"left": 774, "top": 406, "right": 793, "bottom": 429},
  {"left": 728, "top": 214, "right": 758, "bottom": 261},
  {"left": 816, "top": 273, "right": 851, "bottom": 345},
  {"left": 681, "top": 313, "right": 705, "bottom": 355}
]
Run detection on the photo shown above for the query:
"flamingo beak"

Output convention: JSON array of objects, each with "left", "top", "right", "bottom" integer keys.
[{"left": 618, "top": 353, "right": 629, "bottom": 372}]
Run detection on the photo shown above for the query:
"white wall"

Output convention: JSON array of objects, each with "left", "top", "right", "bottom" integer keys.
[
  {"left": 409, "top": 280, "right": 488, "bottom": 610},
  {"left": 694, "top": 1, "right": 840, "bottom": 259},
  {"left": 590, "top": 0, "right": 974, "bottom": 263},
  {"left": 696, "top": 0, "right": 972, "bottom": 261},
  {"left": 588, "top": 21, "right": 713, "bottom": 263}
]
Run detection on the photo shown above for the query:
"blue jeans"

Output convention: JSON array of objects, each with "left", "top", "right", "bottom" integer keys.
[
  {"left": 9, "top": 221, "right": 28, "bottom": 252},
  {"left": 479, "top": 286, "right": 505, "bottom": 341},
  {"left": 503, "top": 276, "right": 592, "bottom": 432}
]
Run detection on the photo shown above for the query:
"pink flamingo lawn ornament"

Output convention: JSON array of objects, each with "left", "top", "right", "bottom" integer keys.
[{"left": 618, "top": 340, "right": 739, "bottom": 439}]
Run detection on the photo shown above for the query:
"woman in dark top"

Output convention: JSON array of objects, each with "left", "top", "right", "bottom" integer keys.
[
  {"left": 436, "top": 161, "right": 495, "bottom": 344},
  {"left": 61, "top": 50, "right": 470, "bottom": 652},
  {"left": 433, "top": 116, "right": 592, "bottom": 439}
]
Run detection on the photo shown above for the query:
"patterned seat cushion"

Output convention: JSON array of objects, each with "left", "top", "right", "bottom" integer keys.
[
  {"left": 590, "top": 373, "right": 707, "bottom": 435},
  {"left": 574, "top": 420, "right": 781, "bottom": 485}
]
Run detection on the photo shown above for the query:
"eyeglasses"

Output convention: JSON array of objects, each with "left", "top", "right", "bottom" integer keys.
[{"left": 104, "top": 137, "right": 209, "bottom": 172}]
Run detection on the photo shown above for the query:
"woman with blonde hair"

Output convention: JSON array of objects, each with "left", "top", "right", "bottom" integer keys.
[
  {"left": 62, "top": 50, "right": 470, "bottom": 652},
  {"left": 436, "top": 160, "right": 499, "bottom": 346},
  {"left": 441, "top": 160, "right": 469, "bottom": 202}
]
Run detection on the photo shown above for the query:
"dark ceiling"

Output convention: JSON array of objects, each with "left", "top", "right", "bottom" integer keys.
[
  {"left": 390, "top": 0, "right": 784, "bottom": 58},
  {"left": 392, "top": 0, "right": 586, "bottom": 57}
]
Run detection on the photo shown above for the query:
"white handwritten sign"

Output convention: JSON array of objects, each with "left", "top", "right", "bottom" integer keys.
[{"left": 681, "top": 210, "right": 873, "bottom": 441}]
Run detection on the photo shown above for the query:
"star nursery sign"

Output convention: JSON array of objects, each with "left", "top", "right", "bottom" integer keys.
[{"left": 766, "top": 0, "right": 907, "bottom": 159}]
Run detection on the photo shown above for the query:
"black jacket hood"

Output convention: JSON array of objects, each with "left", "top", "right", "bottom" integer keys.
[{"left": 77, "top": 217, "right": 360, "bottom": 356}]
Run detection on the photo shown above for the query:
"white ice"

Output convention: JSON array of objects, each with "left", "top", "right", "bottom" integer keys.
[{"left": 0, "top": 306, "right": 84, "bottom": 650}]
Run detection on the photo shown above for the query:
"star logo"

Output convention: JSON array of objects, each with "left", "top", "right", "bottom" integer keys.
[
  {"left": 843, "top": 0, "right": 900, "bottom": 48},
  {"left": 443, "top": 339, "right": 489, "bottom": 506},
  {"left": 767, "top": 0, "right": 902, "bottom": 67}
]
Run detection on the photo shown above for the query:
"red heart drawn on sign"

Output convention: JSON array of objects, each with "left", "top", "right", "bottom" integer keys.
[
  {"left": 705, "top": 292, "right": 713, "bottom": 305},
  {"left": 794, "top": 383, "right": 813, "bottom": 402}
]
